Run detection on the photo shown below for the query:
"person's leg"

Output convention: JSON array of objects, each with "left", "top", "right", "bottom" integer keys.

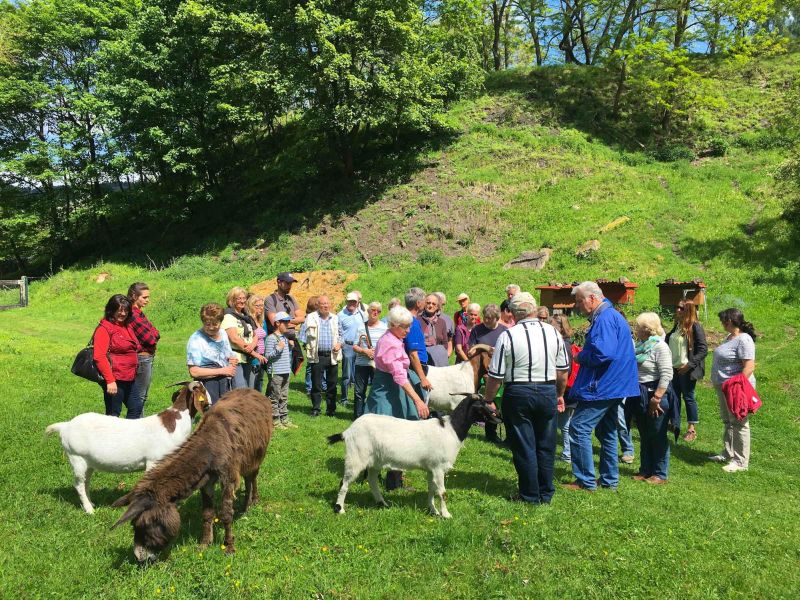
[
  {"left": 267, "top": 375, "right": 281, "bottom": 425},
  {"left": 134, "top": 354, "right": 154, "bottom": 413},
  {"left": 617, "top": 400, "right": 635, "bottom": 461},
  {"left": 122, "top": 380, "right": 143, "bottom": 419},
  {"left": 531, "top": 384, "right": 558, "bottom": 503},
  {"left": 310, "top": 362, "right": 324, "bottom": 415},
  {"left": 278, "top": 374, "right": 290, "bottom": 423},
  {"left": 305, "top": 362, "right": 313, "bottom": 395},
  {"left": 503, "top": 386, "right": 540, "bottom": 503},
  {"left": 636, "top": 412, "right": 654, "bottom": 478},
  {"left": 558, "top": 407, "right": 574, "bottom": 461},
  {"left": 325, "top": 358, "right": 338, "bottom": 415},
  {"left": 353, "top": 365, "right": 369, "bottom": 418},
  {"left": 340, "top": 350, "right": 354, "bottom": 403},
  {"left": 232, "top": 364, "right": 247, "bottom": 389},
  {"left": 596, "top": 399, "right": 622, "bottom": 489},
  {"left": 716, "top": 387, "right": 734, "bottom": 460},
  {"left": 683, "top": 374, "right": 699, "bottom": 437},
  {"left": 730, "top": 412, "right": 751, "bottom": 468},
  {"left": 569, "top": 401, "right": 607, "bottom": 490},
  {"left": 652, "top": 409, "right": 670, "bottom": 479}
]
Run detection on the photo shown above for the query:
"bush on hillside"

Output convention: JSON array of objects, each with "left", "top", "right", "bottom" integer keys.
[{"left": 649, "top": 144, "right": 695, "bottom": 162}]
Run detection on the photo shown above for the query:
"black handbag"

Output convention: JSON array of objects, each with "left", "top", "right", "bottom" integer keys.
[{"left": 71, "top": 326, "right": 107, "bottom": 384}]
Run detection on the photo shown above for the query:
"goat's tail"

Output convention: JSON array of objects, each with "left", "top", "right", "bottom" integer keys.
[
  {"left": 45, "top": 423, "right": 65, "bottom": 437},
  {"left": 327, "top": 433, "right": 344, "bottom": 445}
]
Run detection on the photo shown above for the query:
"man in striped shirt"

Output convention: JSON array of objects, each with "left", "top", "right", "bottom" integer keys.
[{"left": 485, "top": 292, "right": 570, "bottom": 504}]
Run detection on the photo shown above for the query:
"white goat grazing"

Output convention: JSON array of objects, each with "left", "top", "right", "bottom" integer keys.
[
  {"left": 46, "top": 381, "right": 209, "bottom": 514},
  {"left": 328, "top": 394, "right": 500, "bottom": 518},
  {"left": 425, "top": 344, "right": 493, "bottom": 412}
]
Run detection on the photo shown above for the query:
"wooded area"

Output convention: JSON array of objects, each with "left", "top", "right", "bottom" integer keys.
[{"left": 1, "top": 0, "right": 799, "bottom": 275}]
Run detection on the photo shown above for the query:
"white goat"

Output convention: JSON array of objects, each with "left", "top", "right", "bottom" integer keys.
[
  {"left": 425, "top": 344, "right": 493, "bottom": 412},
  {"left": 328, "top": 394, "right": 500, "bottom": 518},
  {"left": 46, "top": 381, "right": 209, "bottom": 514}
]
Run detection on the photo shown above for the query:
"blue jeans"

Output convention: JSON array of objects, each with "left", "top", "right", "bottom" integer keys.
[
  {"left": 570, "top": 399, "right": 622, "bottom": 490},
  {"left": 503, "top": 383, "right": 558, "bottom": 504},
  {"left": 558, "top": 407, "right": 574, "bottom": 459},
  {"left": 340, "top": 348, "right": 356, "bottom": 401},
  {"left": 306, "top": 362, "right": 327, "bottom": 394},
  {"left": 618, "top": 401, "right": 634, "bottom": 458},
  {"left": 672, "top": 370, "right": 699, "bottom": 424},
  {"left": 353, "top": 364, "right": 374, "bottom": 418},
  {"left": 134, "top": 354, "right": 154, "bottom": 413},
  {"left": 101, "top": 380, "right": 142, "bottom": 419},
  {"left": 633, "top": 393, "right": 670, "bottom": 479}
]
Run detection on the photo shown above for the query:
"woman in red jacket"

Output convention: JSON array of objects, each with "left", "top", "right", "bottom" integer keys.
[{"left": 93, "top": 294, "right": 142, "bottom": 418}]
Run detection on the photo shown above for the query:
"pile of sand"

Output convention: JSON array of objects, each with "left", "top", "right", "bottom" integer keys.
[{"left": 250, "top": 270, "right": 359, "bottom": 312}]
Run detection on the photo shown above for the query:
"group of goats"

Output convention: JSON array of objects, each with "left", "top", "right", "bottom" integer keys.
[{"left": 46, "top": 346, "right": 499, "bottom": 563}]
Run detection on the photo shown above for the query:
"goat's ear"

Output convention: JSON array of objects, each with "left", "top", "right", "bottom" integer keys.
[
  {"left": 192, "top": 385, "right": 209, "bottom": 415},
  {"left": 112, "top": 491, "right": 133, "bottom": 508},
  {"left": 111, "top": 495, "right": 151, "bottom": 529}
]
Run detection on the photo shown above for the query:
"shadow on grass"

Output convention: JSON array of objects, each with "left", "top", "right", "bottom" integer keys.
[{"left": 45, "top": 485, "right": 125, "bottom": 513}]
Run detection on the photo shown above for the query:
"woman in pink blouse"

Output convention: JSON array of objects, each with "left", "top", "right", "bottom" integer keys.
[{"left": 366, "top": 306, "right": 430, "bottom": 420}]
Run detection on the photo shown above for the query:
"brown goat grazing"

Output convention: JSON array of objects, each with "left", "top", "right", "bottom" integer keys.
[{"left": 112, "top": 388, "right": 273, "bottom": 562}]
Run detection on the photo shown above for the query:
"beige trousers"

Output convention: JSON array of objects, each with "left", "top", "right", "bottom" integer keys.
[{"left": 715, "top": 386, "right": 750, "bottom": 468}]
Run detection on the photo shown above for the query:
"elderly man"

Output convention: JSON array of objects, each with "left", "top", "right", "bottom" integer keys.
[
  {"left": 338, "top": 292, "right": 367, "bottom": 405},
  {"left": 405, "top": 288, "right": 433, "bottom": 393},
  {"left": 299, "top": 295, "right": 342, "bottom": 417},
  {"left": 505, "top": 284, "right": 521, "bottom": 301},
  {"left": 565, "top": 281, "right": 639, "bottom": 491},
  {"left": 485, "top": 292, "right": 570, "bottom": 504},
  {"left": 434, "top": 292, "right": 455, "bottom": 358},
  {"left": 419, "top": 294, "right": 451, "bottom": 367},
  {"left": 454, "top": 293, "right": 470, "bottom": 327}
]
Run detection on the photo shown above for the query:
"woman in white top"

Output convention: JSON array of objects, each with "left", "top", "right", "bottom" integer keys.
[
  {"left": 632, "top": 312, "right": 674, "bottom": 484},
  {"left": 709, "top": 308, "right": 757, "bottom": 473}
]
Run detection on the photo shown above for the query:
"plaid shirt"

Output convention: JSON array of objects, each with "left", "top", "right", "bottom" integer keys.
[
  {"left": 131, "top": 306, "right": 160, "bottom": 354},
  {"left": 316, "top": 315, "right": 334, "bottom": 351}
]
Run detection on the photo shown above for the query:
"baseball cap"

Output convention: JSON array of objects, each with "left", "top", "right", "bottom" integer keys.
[
  {"left": 346, "top": 292, "right": 359, "bottom": 302},
  {"left": 510, "top": 292, "right": 537, "bottom": 312},
  {"left": 277, "top": 272, "right": 296, "bottom": 283},
  {"left": 457, "top": 293, "right": 469, "bottom": 301},
  {"left": 274, "top": 311, "right": 292, "bottom": 322}
]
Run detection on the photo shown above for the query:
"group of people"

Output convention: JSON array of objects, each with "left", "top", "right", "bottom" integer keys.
[{"left": 90, "top": 274, "right": 759, "bottom": 503}]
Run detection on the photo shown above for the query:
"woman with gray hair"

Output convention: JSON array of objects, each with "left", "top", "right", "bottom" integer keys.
[
  {"left": 468, "top": 303, "right": 508, "bottom": 444},
  {"left": 352, "top": 302, "right": 388, "bottom": 418},
  {"left": 367, "top": 305, "right": 430, "bottom": 490}
]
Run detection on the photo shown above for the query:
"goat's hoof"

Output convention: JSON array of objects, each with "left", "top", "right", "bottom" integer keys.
[
  {"left": 441, "top": 512, "right": 452, "bottom": 519},
  {"left": 224, "top": 545, "right": 236, "bottom": 555},
  {"left": 377, "top": 501, "right": 390, "bottom": 509},
  {"left": 83, "top": 506, "right": 95, "bottom": 515},
  {"left": 428, "top": 508, "right": 440, "bottom": 517},
  {"left": 333, "top": 503, "right": 343, "bottom": 514}
]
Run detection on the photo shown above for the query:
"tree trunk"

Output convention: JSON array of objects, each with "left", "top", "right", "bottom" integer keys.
[{"left": 612, "top": 60, "right": 627, "bottom": 119}]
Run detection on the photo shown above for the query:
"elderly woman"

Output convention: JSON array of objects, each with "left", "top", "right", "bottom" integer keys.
[
  {"left": 454, "top": 303, "right": 481, "bottom": 363},
  {"left": 352, "top": 301, "right": 388, "bottom": 418},
  {"left": 93, "top": 294, "right": 142, "bottom": 418},
  {"left": 367, "top": 306, "right": 431, "bottom": 490},
  {"left": 631, "top": 313, "right": 674, "bottom": 484},
  {"left": 710, "top": 308, "right": 757, "bottom": 473},
  {"left": 221, "top": 287, "right": 257, "bottom": 389},
  {"left": 468, "top": 303, "right": 507, "bottom": 443}
]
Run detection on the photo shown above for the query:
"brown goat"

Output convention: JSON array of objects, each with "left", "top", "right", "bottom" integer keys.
[{"left": 112, "top": 388, "right": 273, "bottom": 562}]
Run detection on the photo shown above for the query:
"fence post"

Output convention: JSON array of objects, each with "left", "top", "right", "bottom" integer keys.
[{"left": 20, "top": 276, "right": 29, "bottom": 308}]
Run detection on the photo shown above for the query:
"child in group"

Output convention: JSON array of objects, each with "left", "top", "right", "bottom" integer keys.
[
  {"left": 265, "top": 311, "right": 296, "bottom": 429},
  {"left": 186, "top": 303, "right": 237, "bottom": 404}
]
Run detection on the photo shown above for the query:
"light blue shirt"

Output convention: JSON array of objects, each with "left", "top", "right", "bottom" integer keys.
[
  {"left": 338, "top": 306, "right": 366, "bottom": 344},
  {"left": 186, "top": 329, "right": 233, "bottom": 368}
]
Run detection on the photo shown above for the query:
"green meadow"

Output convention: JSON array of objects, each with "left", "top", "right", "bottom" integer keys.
[{"left": 2, "top": 56, "right": 800, "bottom": 598}]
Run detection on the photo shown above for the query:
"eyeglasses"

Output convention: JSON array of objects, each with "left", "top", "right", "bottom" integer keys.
[{"left": 369, "top": 308, "right": 381, "bottom": 313}]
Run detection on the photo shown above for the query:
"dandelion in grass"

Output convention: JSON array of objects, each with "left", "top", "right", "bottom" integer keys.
[
  {"left": 322, "top": 546, "right": 329, "bottom": 552},
  {"left": 221, "top": 544, "right": 226, "bottom": 551}
]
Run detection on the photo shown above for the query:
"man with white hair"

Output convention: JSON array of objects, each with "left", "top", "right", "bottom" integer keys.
[
  {"left": 433, "top": 292, "right": 455, "bottom": 358},
  {"left": 485, "top": 292, "right": 570, "bottom": 504},
  {"left": 506, "top": 284, "right": 521, "bottom": 300},
  {"left": 565, "top": 282, "right": 639, "bottom": 492}
]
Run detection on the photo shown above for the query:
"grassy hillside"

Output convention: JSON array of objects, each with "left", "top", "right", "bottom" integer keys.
[{"left": 1, "top": 53, "right": 799, "bottom": 598}]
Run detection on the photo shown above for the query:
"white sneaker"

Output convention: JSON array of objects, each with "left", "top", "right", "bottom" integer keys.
[
  {"left": 722, "top": 462, "right": 748, "bottom": 473},
  {"left": 709, "top": 454, "right": 728, "bottom": 463}
]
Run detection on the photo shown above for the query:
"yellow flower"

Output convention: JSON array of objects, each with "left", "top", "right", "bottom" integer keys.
[
  {"left": 169, "top": 586, "right": 175, "bottom": 593},
  {"left": 321, "top": 546, "right": 329, "bottom": 552},
  {"left": 155, "top": 588, "right": 162, "bottom": 595},
  {"left": 214, "top": 518, "right": 219, "bottom": 523},
  {"left": 234, "top": 581, "right": 241, "bottom": 588}
]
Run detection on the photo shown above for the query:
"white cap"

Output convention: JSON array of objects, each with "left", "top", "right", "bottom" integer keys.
[
  {"left": 274, "top": 311, "right": 292, "bottom": 322},
  {"left": 346, "top": 292, "right": 359, "bottom": 302}
]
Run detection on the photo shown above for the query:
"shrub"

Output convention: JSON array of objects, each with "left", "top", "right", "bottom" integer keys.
[
  {"left": 417, "top": 248, "right": 443, "bottom": 265},
  {"left": 649, "top": 144, "right": 695, "bottom": 162},
  {"left": 702, "top": 136, "right": 730, "bottom": 157}
]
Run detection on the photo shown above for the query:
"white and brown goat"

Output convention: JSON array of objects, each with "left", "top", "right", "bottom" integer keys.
[
  {"left": 425, "top": 344, "right": 493, "bottom": 412},
  {"left": 46, "top": 381, "right": 209, "bottom": 514}
]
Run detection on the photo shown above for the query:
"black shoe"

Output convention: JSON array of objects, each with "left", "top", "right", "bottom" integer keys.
[
  {"left": 326, "top": 411, "right": 336, "bottom": 417},
  {"left": 486, "top": 435, "right": 506, "bottom": 446},
  {"left": 310, "top": 411, "right": 320, "bottom": 418}
]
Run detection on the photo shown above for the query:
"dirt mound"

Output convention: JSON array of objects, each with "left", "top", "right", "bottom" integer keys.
[{"left": 250, "top": 270, "right": 359, "bottom": 312}]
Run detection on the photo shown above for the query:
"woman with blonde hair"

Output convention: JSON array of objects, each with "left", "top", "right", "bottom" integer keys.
[
  {"left": 221, "top": 286, "right": 257, "bottom": 389},
  {"left": 665, "top": 300, "right": 707, "bottom": 442},
  {"left": 245, "top": 294, "right": 268, "bottom": 391},
  {"left": 631, "top": 312, "right": 674, "bottom": 484}
]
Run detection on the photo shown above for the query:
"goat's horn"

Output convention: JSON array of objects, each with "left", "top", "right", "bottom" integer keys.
[
  {"left": 166, "top": 381, "right": 191, "bottom": 388},
  {"left": 449, "top": 392, "right": 473, "bottom": 397},
  {"left": 470, "top": 344, "right": 493, "bottom": 353}
]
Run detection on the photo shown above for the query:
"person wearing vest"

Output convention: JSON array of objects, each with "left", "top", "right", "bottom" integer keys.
[
  {"left": 299, "top": 295, "right": 342, "bottom": 416},
  {"left": 565, "top": 282, "right": 640, "bottom": 492},
  {"left": 485, "top": 292, "right": 570, "bottom": 504},
  {"left": 93, "top": 294, "right": 143, "bottom": 418}
]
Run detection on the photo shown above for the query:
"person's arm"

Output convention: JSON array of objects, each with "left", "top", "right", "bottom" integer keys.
[
  {"left": 556, "top": 369, "right": 568, "bottom": 413},
  {"left": 649, "top": 344, "right": 673, "bottom": 416},
  {"left": 484, "top": 376, "right": 502, "bottom": 411},
  {"left": 446, "top": 338, "right": 453, "bottom": 357},
  {"left": 400, "top": 381, "right": 429, "bottom": 419},
  {"left": 575, "top": 318, "right": 617, "bottom": 367},
  {"left": 691, "top": 323, "right": 708, "bottom": 366},
  {"left": 455, "top": 344, "right": 469, "bottom": 362},
  {"left": 189, "top": 364, "right": 236, "bottom": 379},
  {"left": 408, "top": 350, "right": 432, "bottom": 390},
  {"left": 741, "top": 359, "right": 755, "bottom": 380},
  {"left": 93, "top": 326, "right": 116, "bottom": 393}
]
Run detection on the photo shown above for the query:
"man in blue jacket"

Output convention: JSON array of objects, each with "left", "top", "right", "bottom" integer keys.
[{"left": 565, "top": 281, "right": 640, "bottom": 491}]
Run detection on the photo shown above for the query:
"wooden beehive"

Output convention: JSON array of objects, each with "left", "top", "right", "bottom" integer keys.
[
  {"left": 657, "top": 280, "right": 706, "bottom": 307},
  {"left": 536, "top": 284, "right": 576, "bottom": 310},
  {"left": 596, "top": 280, "right": 639, "bottom": 305}
]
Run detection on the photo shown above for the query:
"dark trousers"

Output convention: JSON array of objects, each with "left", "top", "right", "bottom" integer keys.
[
  {"left": 201, "top": 376, "right": 234, "bottom": 405},
  {"left": 353, "top": 364, "right": 374, "bottom": 418},
  {"left": 503, "top": 382, "right": 558, "bottom": 504},
  {"left": 672, "top": 370, "right": 699, "bottom": 424},
  {"left": 311, "top": 354, "right": 338, "bottom": 415},
  {"left": 101, "top": 379, "right": 142, "bottom": 419},
  {"left": 633, "top": 393, "right": 671, "bottom": 480}
]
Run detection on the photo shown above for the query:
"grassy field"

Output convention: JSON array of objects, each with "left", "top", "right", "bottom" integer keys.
[{"left": 2, "top": 55, "right": 800, "bottom": 598}]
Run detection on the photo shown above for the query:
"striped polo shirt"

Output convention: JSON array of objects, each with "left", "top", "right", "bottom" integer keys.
[{"left": 488, "top": 318, "right": 570, "bottom": 383}]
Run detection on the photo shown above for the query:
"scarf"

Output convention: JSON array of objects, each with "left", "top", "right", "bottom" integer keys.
[
  {"left": 420, "top": 311, "right": 440, "bottom": 347},
  {"left": 635, "top": 335, "right": 661, "bottom": 364}
]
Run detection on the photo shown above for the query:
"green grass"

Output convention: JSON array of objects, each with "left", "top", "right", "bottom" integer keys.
[{"left": 2, "top": 55, "right": 800, "bottom": 598}]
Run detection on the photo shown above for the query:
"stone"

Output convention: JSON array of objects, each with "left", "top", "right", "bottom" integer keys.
[
  {"left": 504, "top": 248, "right": 552, "bottom": 270},
  {"left": 599, "top": 216, "right": 630, "bottom": 233},
  {"left": 95, "top": 272, "right": 110, "bottom": 283},
  {"left": 576, "top": 240, "right": 600, "bottom": 258}
]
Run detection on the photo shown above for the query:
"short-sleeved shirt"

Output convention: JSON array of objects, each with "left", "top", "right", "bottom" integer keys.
[
  {"left": 711, "top": 333, "right": 755, "bottom": 385},
  {"left": 488, "top": 318, "right": 569, "bottom": 383},
  {"left": 404, "top": 317, "right": 428, "bottom": 364},
  {"left": 355, "top": 321, "right": 388, "bottom": 366},
  {"left": 468, "top": 322, "right": 507, "bottom": 349},
  {"left": 187, "top": 329, "right": 234, "bottom": 368},
  {"left": 221, "top": 313, "right": 251, "bottom": 363},
  {"left": 265, "top": 292, "right": 300, "bottom": 333},
  {"left": 338, "top": 306, "right": 367, "bottom": 345}
]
